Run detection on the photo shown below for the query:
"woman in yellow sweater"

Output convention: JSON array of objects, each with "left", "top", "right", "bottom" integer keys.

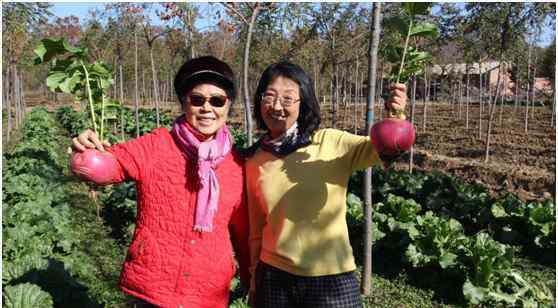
[{"left": 244, "top": 61, "right": 407, "bottom": 308}]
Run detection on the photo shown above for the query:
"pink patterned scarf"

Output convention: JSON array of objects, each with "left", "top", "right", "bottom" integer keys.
[{"left": 171, "top": 115, "right": 232, "bottom": 232}]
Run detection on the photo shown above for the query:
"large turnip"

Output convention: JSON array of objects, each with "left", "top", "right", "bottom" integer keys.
[
  {"left": 70, "top": 149, "right": 119, "bottom": 185},
  {"left": 371, "top": 117, "right": 416, "bottom": 157}
]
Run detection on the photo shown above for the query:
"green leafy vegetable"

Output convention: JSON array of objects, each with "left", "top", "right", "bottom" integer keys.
[
  {"left": 383, "top": 3, "right": 439, "bottom": 83},
  {"left": 34, "top": 38, "right": 119, "bottom": 141},
  {"left": 3, "top": 283, "right": 54, "bottom": 308}
]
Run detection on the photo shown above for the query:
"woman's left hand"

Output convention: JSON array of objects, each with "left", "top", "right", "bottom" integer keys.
[{"left": 385, "top": 83, "right": 408, "bottom": 119}]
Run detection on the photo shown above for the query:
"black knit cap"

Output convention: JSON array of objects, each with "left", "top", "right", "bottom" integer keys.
[{"left": 174, "top": 56, "right": 236, "bottom": 105}]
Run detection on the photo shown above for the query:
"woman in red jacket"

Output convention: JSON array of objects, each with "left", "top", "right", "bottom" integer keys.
[{"left": 71, "top": 56, "right": 250, "bottom": 308}]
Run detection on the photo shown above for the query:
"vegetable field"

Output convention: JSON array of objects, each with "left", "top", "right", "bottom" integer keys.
[
  {"left": 3, "top": 103, "right": 555, "bottom": 307},
  {"left": 3, "top": 2, "right": 556, "bottom": 308}
]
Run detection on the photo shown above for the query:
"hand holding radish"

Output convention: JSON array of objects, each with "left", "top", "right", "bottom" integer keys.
[
  {"left": 371, "top": 82, "right": 415, "bottom": 159},
  {"left": 385, "top": 83, "right": 407, "bottom": 119},
  {"left": 71, "top": 129, "right": 111, "bottom": 153},
  {"left": 69, "top": 129, "right": 119, "bottom": 185}
]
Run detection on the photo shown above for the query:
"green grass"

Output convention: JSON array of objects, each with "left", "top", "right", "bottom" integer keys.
[{"left": 363, "top": 274, "right": 454, "bottom": 308}]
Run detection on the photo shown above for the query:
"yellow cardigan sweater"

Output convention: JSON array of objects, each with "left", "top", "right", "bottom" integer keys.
[{"left": 246, "top": 128, "right": 382, "bottom": 283}]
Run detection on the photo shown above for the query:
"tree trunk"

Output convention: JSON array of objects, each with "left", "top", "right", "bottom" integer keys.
[
  {"left": 149, "top": 46, "right": 160, "bottom": 127},
  {"left": 551, "top": 90, "right": 555, "bottom": 128},
  {"left": 160, "top": 79, "right": 166, "bottom": 106},
  {"left": 454, "top": 80, "right": 458, "bottom": 117},
  {"left": 449, "top": 81, "right": 454, "bottom": 116},
  {"left": 498, "top": 77, "right": 504, "bottom": 126},
  {"left": 484, "top": 58, "right": 504, "bottom": 163},
  {"left": 141, "top": 67, "right": 146, "bottom": 106},
  {"left": 220, "top": 30, "right": 226, "bottom": 59},
  {"left": 242, "top": 4, "right": 261, "bottom": 146},
  {"left": 530, "top": 55, "right": 537, "bottom": 120},
  {"left": 332, "top": 39, "right": 338, "bottom": 129},
  {"left": 14, "top": 67, "right": 19, "bottom": 129},
  {"left": 342, "top": 67, "right": 348, "bottom": 128},
  {"left": 6, "top": 65, "right": 12, "bottom": 144},
  {"left": 119, "top": 62, "right": 125, "bottom": 140},
  {"left": 362, "top": 2, "right": 382, "bottom": 295},
  {"left": 17, "top": 70, "right": 22, "bottom": 127},
  {"left": 466, "top": 63, "right": 470, "bottom": 129},
  {"left": 20, "top": 71, "right": 25, "bottom": 124},
  {"left": 525, "top": 41, "right": 532, "bottom": 133},
  {"left": 312, "top": 59, "right": 320, "bottom": 102},
  {"left": 478, "top": 60, "right": 483, "bottom": 139},
  {"left": 134, "top": 29, "right": 140, "bottom": 137},
  {"left": 113, "top": 58, "right": 118, "bottom": 99},
  {"left": 378, "top": 66, "right": 385, "bottom": 120},
  {"left": 13, "top": 65, "right": 20, "bottom": 129},
  {"left": 409, "top": 75, "right": 416, "bottom": 173},
  {"left": 457, "top": 78, "right": 462, "bottom": 120},
  {"left": 434, "top": 77, "right": 442, "bottom": 101},
  {"left": 187, "top": 9, "right": 196, "bottom": 59},
  {"left": 422, "top": 65, "right": 428, "bottom": 132},
  {"left": 524, "top": 79, "right": 530, "bottom": 133},
  {"left": 514, "top": 77, "right": 521, "bottom": 112},
  {"left": 330, "top": 79, "right": 334, "bottom": 114},
  {"left": 354, "top": 60, "right": 359, "bottom": 134}
]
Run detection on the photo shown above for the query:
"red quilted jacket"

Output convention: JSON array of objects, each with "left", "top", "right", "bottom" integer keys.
[{"left": 106, "top": 127, "right": 250, "bottom": 308}]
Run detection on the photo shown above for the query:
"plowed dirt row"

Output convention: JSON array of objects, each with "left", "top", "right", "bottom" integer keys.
[{"left": 322, "top": 101, "right": 555, "bottom": 201}]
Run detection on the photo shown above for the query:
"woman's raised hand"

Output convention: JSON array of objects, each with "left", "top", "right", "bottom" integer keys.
[
  {"left": 385, "top": 83, "right": 408, "bottom": 119},
  {"left": 70, "top": 129, "right": 111, "bottom": 153}
]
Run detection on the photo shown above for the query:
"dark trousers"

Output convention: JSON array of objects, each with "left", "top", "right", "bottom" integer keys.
[
  {"left": 129, "top": 297, "right": 158, "bottom": 308},
  {"left": 254, "top": 262, "right": 363, "bottom": 308}
]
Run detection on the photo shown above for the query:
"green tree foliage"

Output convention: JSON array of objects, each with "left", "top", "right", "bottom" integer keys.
[{"left": 464, "top": 3, "right": 553, "bottom": 58}]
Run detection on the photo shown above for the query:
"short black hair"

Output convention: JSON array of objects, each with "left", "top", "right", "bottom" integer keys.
[
  {"left": 253, "top": 61, "right": 321, "bottom": 138},
  {"left": 174, "top": 56, "right": 236, "bottom": 105}
]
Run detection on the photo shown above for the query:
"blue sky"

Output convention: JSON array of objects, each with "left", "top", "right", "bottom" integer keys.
[
  {"left": 49, "top": 3, "right": 220, "bottom": 29},
  {"left": 50, "top": 2, "right": 555, "bottom": 47},
  {"left": 50, "top": 2, "right": 96, "bottom": 21}
]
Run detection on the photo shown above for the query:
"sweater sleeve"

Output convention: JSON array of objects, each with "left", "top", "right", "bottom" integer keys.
[
  {"left": 229, "top": 185, "right": 251, "bottom": 289},
  {"left": 106, "top": 128, "right": 165, "bottom": 182},
  {"left": 325, "top": 129, "right": 383, "bottom": 171}
]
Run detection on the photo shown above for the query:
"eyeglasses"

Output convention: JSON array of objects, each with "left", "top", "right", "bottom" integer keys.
[
  {"left": 188, "top": 94, "right": 228, "bottom": 107},
  {"left": 261, "top": 93, "right": 300, "bottom": 107}
]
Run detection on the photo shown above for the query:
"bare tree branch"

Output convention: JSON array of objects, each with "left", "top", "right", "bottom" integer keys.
[{"left": 221, "top": 2, "right": 249, "bottom": 25}]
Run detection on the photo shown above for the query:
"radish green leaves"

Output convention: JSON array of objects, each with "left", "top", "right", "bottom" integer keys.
[
  {"left": 384, "top": 3, "right": 439, "bottom": 83},
  {"left": 34, "top": 38, "right": 120, "bottom": 142}
]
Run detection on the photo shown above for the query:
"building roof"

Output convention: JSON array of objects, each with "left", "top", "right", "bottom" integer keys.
[{"left": 431, "top": 61, "right": 502, "bottom": 75}]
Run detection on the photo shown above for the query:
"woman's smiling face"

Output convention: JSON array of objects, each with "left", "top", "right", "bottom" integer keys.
[
  {"left": 260, "top": 75, "right": 300, "bottom": 138},
  {"left": 183, "top": 83, "right": 230, "bottom": 140}
]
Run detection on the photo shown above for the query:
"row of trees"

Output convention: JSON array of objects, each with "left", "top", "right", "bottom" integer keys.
[{"left": 3, "top": 3, "right": 555, "bottom": 141}]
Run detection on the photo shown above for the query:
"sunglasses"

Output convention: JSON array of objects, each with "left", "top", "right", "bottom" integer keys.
[{"left": 188, "top": 94, "right": 228, "bottom": 107}]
